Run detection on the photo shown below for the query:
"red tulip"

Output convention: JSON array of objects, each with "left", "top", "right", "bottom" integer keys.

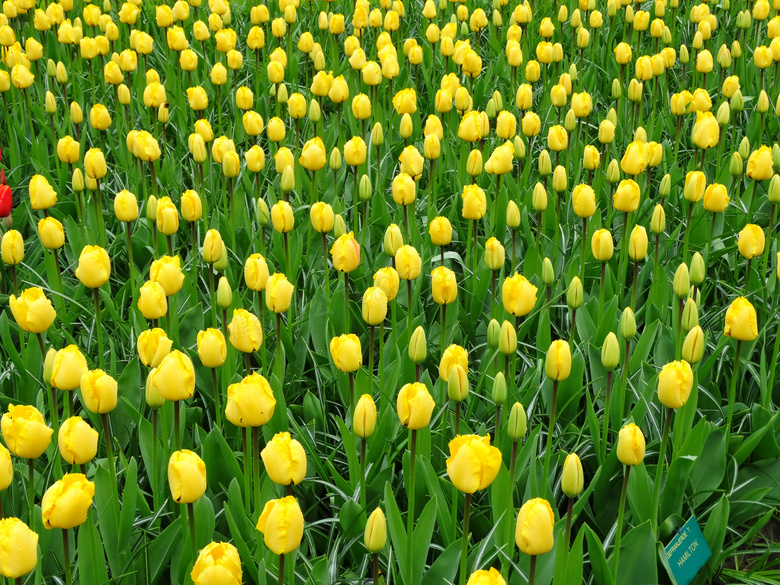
[
  {"left": 0, "top": 169, "right": 6, "bottom": 184},
  {"left": 0, "top": 185, "right": 12, "bottom": 217}
]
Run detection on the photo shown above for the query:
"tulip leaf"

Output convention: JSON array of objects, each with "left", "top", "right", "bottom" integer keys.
[
  {"left": 690, "top": 427, "right": 727, "bottom": 507},
  {"left": 383, "top": 482, "right": 408, "bottom": 576},
  {"left": 617, "top": 521, "right": 657, "bottom": 584},
  {"left": 203, "top": 426, "right": 243, "bottom": 494},
  {"left": 224, "top": 479, "right": 260, "bottom": 584},
  {"left": 411, "top": 496, "right": 439, "bottom": 585},
  {"left": 94, "top": 464, "right": 123, "bottom": 577},
  {"left": 702, "top": 495, "right": 730, "bottom": 574},
  {"left": 661, "top": 456, "right": 696, "bottom": 521},
  {"left": 733, "top": 411, "right": 779, "bottom": 465},
  {"left": 419, "top": 455, "right": 454, "bottom": 546},
  {"left": 583, "top": 526, "right": 613, "bottom": 585},
  {"left": 422, "top": 540, "right": 461, "bottom": 585},
  {"left": 77, "top": 519, "right": 110, "bottom": 585},
  {"left": 626, "top": 462, "right": 653, "bottom": 525}
]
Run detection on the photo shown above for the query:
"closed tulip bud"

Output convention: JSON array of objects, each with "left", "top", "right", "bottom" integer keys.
[
  {"left": 227, "top": 308, "right": 263, "bottom": 353},
  {"left": 620, "top": 307, "right": 637, "bottom": 339},
  {"left": 739, "top": 137, "right": 751, "bottom": 161},
  {"left": 650, "top": 204, "right": 666, "bottom": 235},
  {"left": 532, "top": 182, "right": 548, "bottom": 211},
  {"left": 682, "top": 326, "right": 705, "bottom": 364},
  {"left": 611, "top": 78, "right": 623, "bottom": 99},
  {"left": 328, "top": 147, "right": 342, "bottom": 171},
  {"left": 168, "top": 449, "right": 206, "bottom": 503},
  {"left": 566, "top": 276, "right": 583, "bottom": 309},
  {"left": 353, "top": 394, "right": 377, "bottom": 439},
  {"left": 617, "top": 423, "right": 645, "bottom": 465},
  {"left": 447, "top": 364, "right": 469, "bottom": 402},
  {"left": 515, "top": 498, "right": 555, "bottom": 555},
  {"left": 673, "top": 263, "right": 690, "bottom": 298},
  {"left": 485, "top": 319, "right": 500, "bottom": 349},
  {"left": 561, "top": 453, "right": 584, "bottom": 497},
  {"left": 75, "top": 245, "right": 111, "bottom": 288},
  {"left": 604, "top": 160, "right": 621, "bottom": 185},
  {"left": 499, "top": 320, "right": 517, "bottom": 355},
  {"left": 690, "top": 252, "right": 705, "bottom": 286},
  {"left": 682, "top": 298, "right": 698, "bottom": 331},
  {"left": 214, "top": 276, "right": 232, "bottom": 309},
  {"left": 541, "top": 257, "right": 555, "bottom": 286},
  {"left": 467, "top": 149, "right": 483, "bottom": 177},
  {"left": 545, "top": 340, "right": 571, "bottom": 381},
  {"left": 361, "top": 507, "right": 388, "bottom": 553},
  {"left": 406, "top": 325, "right": 428, "bottom": 364},
  {"left": 41, "top": 473, "right": 95, "bottom": 529},
  {"left": 596, "top": 333, "right": 619, "bottom": 372},
  {"left": 506, "top": 401, "right": 527, "bottom": 441},
  {"left": 725, "top": 296, "right": 758, "bottom": 341},
  {"left": 732, "top": 90, "right": 745, "bottom": 112},
  {"left": 202, "top": 229, "right": 223, "bottom": 264},
  {"left": 58, "top": 416, "right": 98, "bottom": 465},
  {"left": 628, "top": 226, "right": 648, "bottom": 261}
]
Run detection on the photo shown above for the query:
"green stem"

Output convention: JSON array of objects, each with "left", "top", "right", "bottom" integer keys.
[
  {"left": 601, "top": 371, "right": 612, "bottom": 463},
  {"left": 726, "top": 341, "right": 742, "bottom": 440},
  {"left": 407, "top": 429, "right": 417, "bottom": 585},
  {"left": 101, "top": 413, "right": 116, "bottom": 481},
  {"left": 682, "top": 201, "right": 693, "bottom": 264},
  {"left": 212, "top": 368, "right": 221, "bottom": 428},
  {"left": 564, "top": 497, "right": 574, "bottom": 552},
  {"left": 252, "top": 426, "right": 261, "bottom": 517},
  {"left": 542, "top": 380, "right": 558, "bottom": 496},
  {"left": 93, "top": 288, "right": 104, "bottom": 370},
  {"left": 187, "top": 502, "right": 197, "bottom": 563},
  {"left": 360, "top": 438, "right": 367, "bottom": 509},
  {"left": 174, "top": 400, "right": 181, "bottom": 452},
  {"left": 651, "top": 407, "right": 673, "bottom": 534},
  {"left": 612, "top": 465, "right": 631, "bottom": 580},
  {"left": 529, "top": 555, "right": 537, "bottom": 585},
  {"left": 459, "top": 493, "right": 471, "bottom": 585},
  {"left": 62, "top": 529, "right": 72, "bottom": 585},
  {"left": 243, "top": 428, "right": 250, "bottom": 511},
  {"left": 27, "top": 459, "right": 34, "bottom": 523}
]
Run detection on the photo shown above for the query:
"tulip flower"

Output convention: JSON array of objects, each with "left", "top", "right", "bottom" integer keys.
[
  {"left": 515, "top": 497, "right": 555, "bottom": 584},
  {"left": 257, "top": 495, "right": 304, "bottom": 584},
  {"left": 153, "top": 350, "right": 195, "bottom": 449},
  {"left": 0, "top": 518, "right": 38, "bottom": 579},
  {"left": 364, "top": 507, "right": 386, "bottom": 583},
  {"left": 191, "top": 542, "right": 242, "bottom": 585}
]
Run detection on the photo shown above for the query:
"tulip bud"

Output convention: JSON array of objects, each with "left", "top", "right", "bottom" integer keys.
[
  {"left": 690, "top": 252, "right": 705, "bottom": 285},
  {"left": 513, "top": 136, "right": 526, "bottom": 160},
  {"left": 682, "top": 298, "right": 698, "bottom": 331},
  {"left": 680, "top": 44, "right": 689, "bottom": 63},
  {"left": 601, "top": 332, "right": 620, "bottom": 370},
  {"left": 768, "top": 175, "right": 780, "bottom": 203},
  {"left": 217, "top": 276, "right": 232, "bottom": 308},
  {"left": 43, "top": 348, "right": 57, "bottom": 385},
  {"left": 532, "top": 182, "right": 548, "bottom": 211},
  {"left": 730, "top": 152, "right": 743, "bottom": 177},
  {"left": 281, "top": 166, "right": 295, "bottom": 192},
  {"left": 716, "top": 101, "right": 730, "bottom": 127},
  {"left": 499, "top": 320, "right": 517, "bottom": 355},
  {"left": 659, "top": 173, "right": 671, "bottom": 198},
  {"left": 739, "top": 137, "right": 751, "bottom": 160},
  {"left": 329, "top": 147, "right": 342, "bottom": 171},
  {"left": 561, "top": 453, "right": 584, "bottom": 497},
  {"left": 447, "top": 364, "right": 469, "bottom": 402},
  {"left": 383, "top": 224, "right": 403, "bottom": 257},
  {"left": 611, "top": 78, "right": 622, "bottom": 99},
  {"left": 145, "top": 370, "right": 165, "bottom": 409},
  {"left": 47, "top": 59, "right": 56, "bottom": 77},
  {"left": 308, "top": 98, "right": 321, "bottom": 122},
  {"left": 673, "top": 263, "right": 690, "bottom": 298},
  {"left": 409, "top": 326, "right": 427, "bottom": 363},
  {"left": 371, "top": 122, "right": 384, "bottom": 145},
  {"left": 564, "top": 109, "right": 577, "bottom": 132},
  {"left": 606, "top": 159, "right": 620, "bottom": 183},
  {"left": 620, "top": 307, "right": 636, "bottom": 339},
  {"left": 334, "top": 215, "right": 347, "bottom": 237},
  {"left": 567, "top": 276, "right": 583, "bottom": 309},
  {"left": 359, "top": 175, "right": 372, "bottom": 202},
  {"left": 552, "top": 165, "right": 567, "bottom": 193},
  {"left": 72, "top": 168, "right": 85, "bottom": 193},
  {"left": 731, "top": 90, "right": 744, "bottom": 112},
  {"left": 773, "top": 146, "right": 780, "bottom": 172},
  {"left": 507, "top": 402, "right": 527, "bottom": 440},
  {"left": 649, "top": 204, "right": 666, "bottom": 235},
  {"left": 45, "top": 91, "right": 57, "bottom": 115},
  {"left": 364, "top": 508, "right": 387, "bottom": 552},
  {"left": 277, "top": 83, "right": 288, "bottom": 103},
  {"left": 467, "top": 149, "right": 483, "bottom": 177},
  {"left": 146, "top": 195, "right": 158, "bottom": 221},
  {"left": 541, "top": 257, "right": 554, "bottom": 286},
  {"left": 492, "top": 372, "right": 507, "bottom": 405},
  {"left": 538, "top": 150, "right": 552, "bottom": 176},
  {"left": 487, "top": 319, "right": 500, "bottom": 348},
  {"left": 758, "top": 90, "right": 770, "bottom": 113},
  {"left": 682, "top": 325, "right": 705, "bottom": 364},
  {"left": 256, "top": 198, "right": 270, "bottom": 225}
]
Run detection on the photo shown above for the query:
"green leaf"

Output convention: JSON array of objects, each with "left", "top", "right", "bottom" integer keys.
[
  {"left": 77, "top": 520, "right": 110, "bottom": 585},
  {"left": 616, "top": 521, "right": 657, "bottom": 584}
]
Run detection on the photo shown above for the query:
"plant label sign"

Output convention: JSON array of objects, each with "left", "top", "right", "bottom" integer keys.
[{"left": 663, "top": 516, "right": 712, "bottom": 585}]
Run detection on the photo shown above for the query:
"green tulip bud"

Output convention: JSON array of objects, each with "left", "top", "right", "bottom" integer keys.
[
  {"left": 145, "top": 370, "right": 166, "bottom": 409},
  {"left": 72, "top": 168, "right": 85, "bottom": 193},
  {"left": 146, "top": 195, "right": 158, "bottom": 221},
  {"left": 731, "top": 90, "right": 744, "bottom": 112},
  {"left": 729, "top": 152, "right": 743, "bottom": 177},
  {"left": 499, "top": 320, "right": 517, "bottom": 355},
  {"left": 334, "top": 214, "right": 347, "bottom": 237},
  {"left": 682, "top": 297, "right": 698, "bottom": 331},
  {"left": 773, "top": 145, "right": 780, "bottom": 171},
  {"left": 659, "top": 173, "right": 671, "bottom": 198},
  {"left": 329, "top": 147, "right": 342, "bottom": 171},
  {"left": 447, "top": 365, "right": 469, "bottom": 402},
  {"left": 690, "top": 252, "right": 705, "bottom": 285},
  {"left": 214, "top": 241, "right": 229, "bottom": 271},
  {"left": 739, "top": 136, "right": 751, "bottom": 160},
  {"left": 620, "top": 307, "right": 636, "bottom": 339},
  {"left": 564, "top": 109, "right": 577, "bottom": 132},
  {"left": 359, "top": 174, "right": 372, "bottom": 201},
  {"left": 611, "top": 78, "right": 622, "bottom": 99},
  {"left": 673, "top": 263, "right": 690, "bottom": 298},
  {"left": 538, "top": 149, "right": 552, "bottom": 176},
  {"left": 492, "top": 372, "right": 507, "bottom": 405},
  {"left": 507, "top": 402, "right": 527, "bottom": 441},
  {"left": 661, "top": 26, "right": 672, "bottom": 44},
  {"left": 601, "top": 332, "right": 620, "bottom": 371},
  {"left": 716, "top": 101, "right": 730, "bottom": 127},
  {"left": 409, "top": 326, "right": 427, "bottom": 364},
  {"left": 256, "top": 197, "right": 270, "bottom": 225},
  {"left": 46, "top": 59, "right": 56, "bottom": 77},
  {"left": 567, "top": 276, "right": 583, "bottom": 309},
  {"left": 44, "top": 348, "right": 57, "bottom": 385},
  {"left": 569, "top": 63, "right": 578, "bottom": 82},
  {"left": 371, "top": 122, "right": 384, "bottom": 146},
  {"left": 486, "top": 99, "right": 497, "bottom": 119},
  {"left": 679, "top": 44, "right": 689, "bottom": 63},
  {"left": 276, "top": 83, "right": 288, "bottom": 104},
  {"left": 542, "top": 257, "right": 555, "bottom": 286},
  {"left": 217, "top": 276, "right": 232, "bottom": 309},
  {"left": 308, "top": 98, "right": 321, "bottom": 123},
  {"left": 487, "top": 318, "right": 501, "bottom": 348},
  {"left": 651, "top": 204, "right": 666, "bottom": 234},
  {"left": 513, "top": 135, "right": 526, "bottom": 159},
  {"left": 607, "top": 108, "right": 617, "bottom": 126},
  {"left": 606, "top": 159, "right": 620, "bottom": 183},
  {"left": 768, "top": 175, "right": 780, "bottom": 203},
  {"left": 281, "top": 166, "right": 295, "bottom": 192},
  {"left": 682, "top": 325, "right": 705, "bottom": 364}
]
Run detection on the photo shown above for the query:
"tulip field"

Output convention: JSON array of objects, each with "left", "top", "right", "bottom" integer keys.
[{"left": 2, "top": 0, "right": 780, "bottom": 581}]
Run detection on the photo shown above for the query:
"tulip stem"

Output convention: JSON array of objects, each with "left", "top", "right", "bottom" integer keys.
[
  {"left": 542, "top": 380, "right": 558, "bottom": 497},
  {"left": 152, "top": 409, "right": 160, "bottom": 516},
  {"left": 441, "top": 304, "right": 447, "bottom": 355},
  {"left": 459, "top": 492, "right": 471, "bottom": 585},
  {"left": 174, "top": 400, "right": 181, "bottom": 452},
  {"left": 726, "top": 341, "right": 742, "bottom": 441},
  {"left": 187, "top": 502, "right": 197, "bottom": 563},
  {"left": 407, "top": 428, "right": 417, "bottom": 585},
  {"left": 682, "top": 201, "right": 693, "bottom": 264},
  {"left": 379, "top": 322, "right": 385, "bottom": 396},
  {"left": 651, "top": 407, "right": 673, "bottom": 534},
  {"left": 368, "top": 326, "right": 375, "bottom": 391},
  {"left": 278, "top": 553, "right": 285, "bottom": 585},
  {"left": 345, "top": 272, "right": 351, "bottom": 334},
  {"left": 406, "top": 279, "right": 413, "bottom": 336},
  {"left": 630, "top": 261, "right": 638, "bottom": 311},
  {"left": 360, "top": 438, "right": 367, "bottom": 509},
  {"left": 348, "top": 372, "right": 355, "bottom": 419},
  {"left": 602, "top": 371, "right": 612, "bottom": 463},
  {"left": 564, "top": 496, "right": 575, "bottom": 552},
  {"left": 580, "top": 217, "right": 588, "bottom": 281},
  {"left": 62, "top": 529, "right": 72, "bottom": 585},
  {"left": 598, "top": 262, "right": 606, "bottom": 321},
  {"left": 612, "top": 465, "right": 631, "bottom": 580},
  {"left": 528, "top": 555, "right": 537, "bottom": 585},
  {"left": 101, "top": 413, "right": 116, "bottom": 482},
  {"left": 93, "top": 288, "right": 105, "bottom": 370},
  {"left": 252, "top": 426, "right": 261, "bottom": 517},
  {"left": 243, "top": 428, "right": 250, "bottom": 511},
  {"left": 27, "top": 459, "right": 34, "bottom": 524},
  {"left": 372, "top": 553, "right": 379, "bottom": 585},
  {"left": 212, "top": 368, "right": 221, "bottom": 428},
  {"left": 49, "top": 385, "right": 59, "bottom": 439},
  {"left": 322, "top": 233, "right": 330, "bottom": 302}
]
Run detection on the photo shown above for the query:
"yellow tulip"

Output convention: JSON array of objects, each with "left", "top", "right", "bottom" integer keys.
[
  {"left": 446, "top": 434, "right": 501, "bottom": 493},
  {"left": 42, "top": 473, "right": 95, "bottom": 529},
  {"left": 168, "top": 449, "right": 207, "bottom": 503}
]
